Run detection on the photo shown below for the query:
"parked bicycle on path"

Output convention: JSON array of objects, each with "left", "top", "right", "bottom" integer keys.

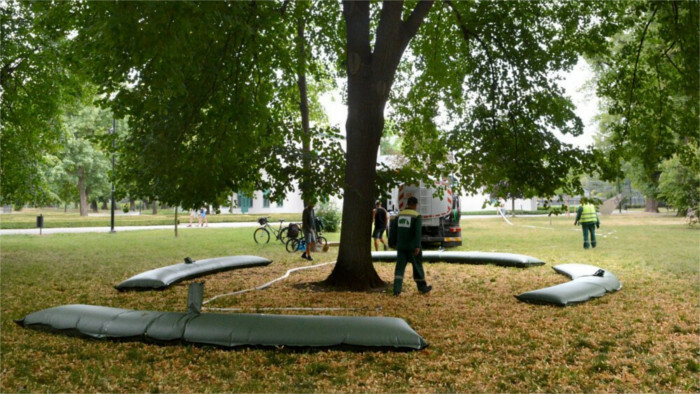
[
  {"left": 286, "top": 218, "right": 327, "bottom": 253},
  {"left": 254, "top": 217, "right": 296, "bottom": 244}
]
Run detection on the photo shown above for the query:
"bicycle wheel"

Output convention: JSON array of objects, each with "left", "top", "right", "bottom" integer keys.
[
  {"left": 285, "top": 238, "right": 299, "bottom": 253},
  {"left": 316, "top": 236, "right": 328, "bottom": 249},
  {"left": 254, "top": 228, "right": 270, "bottom": 244},
  {"left": 278, "top": 227, "right": 289, "bottom": 244}
]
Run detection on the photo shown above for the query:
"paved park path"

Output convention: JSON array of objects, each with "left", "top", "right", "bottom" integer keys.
[
  {"left": 1, "top": 213, "right": 586, "bottom": 236},
  {"left": 0, "top": 221, "right": 261, "bottom": 236}
]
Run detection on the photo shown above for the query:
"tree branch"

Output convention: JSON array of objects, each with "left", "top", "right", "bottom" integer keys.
[
  {"left": 402, "top": 0, "right": 434, "bottom": 47},
  {"left": 624, "top": 4, "right": 658, "bottom": 137},
  {"left": 444, "top": 0, "right": 497, "bottom": 119},
  {"left": 663, "top": 41, "right": 683, "bottom": 75},
  {"left": 280, "top": 0, "right": 290, "bottom": 15}
]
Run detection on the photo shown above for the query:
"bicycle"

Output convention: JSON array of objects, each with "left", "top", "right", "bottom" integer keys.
[
  {"left": 253, "top": 217, "right": 293, "bottom": 244},
  {"left": 285, "top": 230, "right": 327, "bottom": 253}
]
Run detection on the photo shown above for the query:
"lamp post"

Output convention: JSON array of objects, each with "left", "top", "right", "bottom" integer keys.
[{"left": 109, "top": 119, "right": 116, "bottom": 233}]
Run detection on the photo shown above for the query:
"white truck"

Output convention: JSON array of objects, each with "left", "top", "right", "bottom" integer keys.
[{"left": 389, "top": 179, "right": 462, "bottom": 248}]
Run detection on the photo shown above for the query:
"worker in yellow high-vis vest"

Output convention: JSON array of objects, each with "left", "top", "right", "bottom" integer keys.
[{"left": 574, "top": 198, "right": 600, "bottom": 249}]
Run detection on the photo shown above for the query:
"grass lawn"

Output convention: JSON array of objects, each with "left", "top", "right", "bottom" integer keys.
[{"left": 1, "top": 213, "right": 698, "bottom": 392}]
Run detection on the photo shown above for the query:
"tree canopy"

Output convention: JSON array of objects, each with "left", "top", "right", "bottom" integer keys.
[
  {"left": 1, "top": 2, "right": 79, "bottom": 205},
  {"left": 58, "top": 1, "right": 345, "bottom": 209},
  {"left": 7, "top": 1, "right": 690, "bottom": 290},
  {"left": 48, "top": 101, "right": 113, "bottom": 216},
  {"left": 591, "top": 0, "right": 699, "bottom": 212}
]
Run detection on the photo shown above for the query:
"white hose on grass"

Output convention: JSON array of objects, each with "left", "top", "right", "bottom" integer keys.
[
  {"left": 498, "top": 208, "right": 514, "bottom": 225},
  {"left": 202, "top": 261, "right": 335, "bottom": 306},
  {"left": 203, "top": 306, "right": 375, "bottom": 312}
]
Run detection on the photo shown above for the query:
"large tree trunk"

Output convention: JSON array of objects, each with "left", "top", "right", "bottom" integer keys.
[
  {"left": 78, "top": 167, "right": 88, "bottom": 217},
  {"left": 324, "top": 86, "right": 386, "bottom": 290},
  {"left": 324, "top": 0, "right": 434, "bottom": 290}
]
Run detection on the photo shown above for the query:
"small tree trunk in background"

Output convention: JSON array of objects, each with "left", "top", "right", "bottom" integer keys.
[
  {"left": 174, "top": 207, "right": 178, "bottom": 237},
  {"left": 645, "top": 197, "right": 659, "bottom": 213},
  {"left": 645, "top": 172, "right": 661, "bottom": 213},
  {"left": 78, "top": 167, "right": 88, "bottom": 216}
]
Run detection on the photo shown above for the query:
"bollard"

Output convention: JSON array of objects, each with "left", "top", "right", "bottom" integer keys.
[{"left": 36, "top": 214, "right": 44, "bottom": 235}]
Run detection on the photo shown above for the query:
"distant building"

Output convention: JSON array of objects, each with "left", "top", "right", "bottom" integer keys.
[{"left": 219, "top": 189, "right": 305, "bottom": 215}]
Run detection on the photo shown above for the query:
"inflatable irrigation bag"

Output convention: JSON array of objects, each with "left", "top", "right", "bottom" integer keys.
[
  {"left": 115, "top": 255, "right": 272, "bottom": 291},
  {"left": 15, "top": 305, "right": 428, "bottom": 349},
  {"left": 516, "top": 264, "right": 622, "bottom": 306},
  {"left": 16, "top": 283, "right": 428, "bottom": 350},
  {"left": 371, "top": 250, "right": 545, "bottom": 268}
]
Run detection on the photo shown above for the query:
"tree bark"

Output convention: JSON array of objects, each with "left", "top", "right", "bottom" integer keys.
[
  {"left": 645, "top": 197, "right": 659, "bottom": 213},
  {"left": 174, "top": 207, "right": 178, "bottom": 237},
  {"left": 645, "top": 172, "right": 661, "bottom": 213},
  {"left": 324, "top": 0, "right": 434, "bottom": 290},
  {"left": 78, "top": 167, "right": 88, "bottom": 217}
]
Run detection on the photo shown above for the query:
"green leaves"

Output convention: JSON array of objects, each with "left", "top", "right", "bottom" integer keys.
[
  {"left": 591, "top": 0, "right": 699, "bottom": 208},
  {"left": 389, "top": 0, "right": 606, "bottom": 199},
  {"left": 49, "top": 1, "right": 347, "bottom": 210},
  {"left": 1, "top": 2, "right": 78, "bottom": 205}
]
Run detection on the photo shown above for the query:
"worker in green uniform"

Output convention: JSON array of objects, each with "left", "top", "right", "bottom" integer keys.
[
  {"left": 574, "top": 198, "right": 600, "bottom": 249},
  {"left": 393, "top": 196, "right": 432, "bottom": 296}
]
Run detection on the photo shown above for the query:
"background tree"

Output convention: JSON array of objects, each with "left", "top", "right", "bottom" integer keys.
[
  {"left": 61, "top": 1, "right": 345, "bottom": 214},
  {"left": 50, "top": 103, "right": 112, "bottom": 216},
  {"left": 1, "top": 2, "right": 78, "bottom": 206},
  {"left": 591, "top": 0, "right": 699, "bottom": 212},
  {"left": 657, "top": 151, "right": 700, "bottom": 215}
]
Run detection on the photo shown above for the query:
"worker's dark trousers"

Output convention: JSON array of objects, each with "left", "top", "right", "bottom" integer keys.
[
  {"left": 393, "top": 249, "right": 429, "bottom": 294},
  {"left": 581, "top": 222, "right": 597, "bottom": 249}
]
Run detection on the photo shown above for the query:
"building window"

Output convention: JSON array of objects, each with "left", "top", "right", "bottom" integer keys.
[
  {"left": 263, "top": 190, "right": 270, "bottom": 208},
  {"left": 237, "top": 192, "right": 253, "bottom": 213}
]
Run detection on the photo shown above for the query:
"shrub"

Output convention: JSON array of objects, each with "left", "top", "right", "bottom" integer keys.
[{"left": 316, "top": 202, "right": 341, "bottom": 232}]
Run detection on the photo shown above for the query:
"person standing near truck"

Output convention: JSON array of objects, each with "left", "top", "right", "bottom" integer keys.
[
  {"left": 574, "top": 198, "right": 600, "bottom": 249},
  {"left": 372, "top": 200, "right": 389, "bottom": 251},
  {"left": 393, "top": 196, "right": 432, "bottom": 296}
]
